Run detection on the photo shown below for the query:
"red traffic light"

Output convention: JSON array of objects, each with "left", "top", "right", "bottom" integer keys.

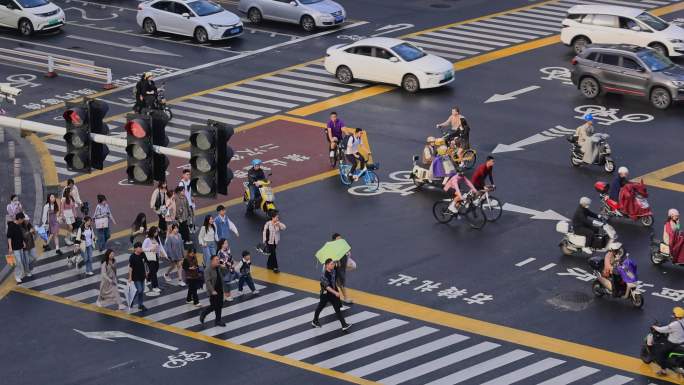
[
  {"left": 63, "top": 108, "right": 86, "bottom": 127},
  {"left": 125, "top": 120, "right": 148, "bottom": 139}
]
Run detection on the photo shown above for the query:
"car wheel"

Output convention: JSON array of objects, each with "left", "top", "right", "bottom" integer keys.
[
  {"left": 650, "top": 87, "right": 671, "bottom": 109},
  {"left": 18, "top": 18, "right": 34, "bottom": 36},
  {"left": 247, "top": 7, "right": 262, "bottom": 24},
  {"left": 402, "top": 74, "right": 420, "bottom": 93},
  {"left": 143, "top": 18, "right": 157, "bottom": 34},
  {"left": 335, "top": 66, "right": 353, "bottom": 84},
  {"left": 194, "top": 27, "right": 209, "bottom": 44},
  {"left": 572, "top": 36, "right": 590, "bottom": 55},
  {"left": 579, "top": 77, "right": 600, "bottom": 99},
  {"left": 649, "top": 42, "right": 668, "bottom": 57},
  {"left": 300, "top": 15, "right": 316, "bottom": 32}
]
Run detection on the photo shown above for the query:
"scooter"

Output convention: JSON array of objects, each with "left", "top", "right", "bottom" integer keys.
[
  {"left": 594, "top": 181, "right": 654, "bottom": 227},
  {"left": 588, "top": 253, "right": 643, "bottom": 308},
  {"left": 641, "top": 322, "right": 684, "bottom": 373},
  {"left": 410, "top": 155, "right": 448, "bottom": 188},
  {"left": 556, "top": 219, "right": 622, "bottom": 257},
  {"left": 567, "top": 133, "right": 615, "bottom": 173},
  {"left": 650, "top": 236, "right": 682, "bottom": 266},
  {"left": 243, "top": 180, "right": 276, "bottom": 215}
]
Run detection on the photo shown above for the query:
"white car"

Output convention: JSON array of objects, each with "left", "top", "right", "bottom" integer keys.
[
  {"left": 324, "top": 37, "right": 454, "bottom": 93},
  {"left": 0, "top": 0, "right": 64, "bottom": 36},
  {"left": 561, "top": 5, "right": 684, "bottom": 57},
  {"left": 237, "top": 0, "right": 346, "bottom": 32},
  {"left": 137, "top": 0, "right": 243, "bottom": 43}
]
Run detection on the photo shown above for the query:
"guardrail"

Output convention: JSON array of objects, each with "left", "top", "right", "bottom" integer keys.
[{"left": 0, "top": 47, "right": 115, "bottom": 90}]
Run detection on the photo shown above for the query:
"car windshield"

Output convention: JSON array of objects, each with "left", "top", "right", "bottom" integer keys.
[
  {"left": 299, "top": 0, "right": 323, "bottom": 4},
  {"left": 187, "top": 0, "right": 223, "bottom": 17},
  {"left": 391, "top": 43, "right": 426, "bottom": 62},
  {"left": 636, "top": 12, "right": 669, "bottom": 31},
  {"left": 637, "top": 50, "right": 674, "bottom": 71},
  {"left": 16, "top": 0, "right": 49, "bottom": 8}
]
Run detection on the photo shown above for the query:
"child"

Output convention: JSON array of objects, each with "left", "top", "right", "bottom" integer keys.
[{"left": 237, "top": 250, "right": 259, "bottom": 295}]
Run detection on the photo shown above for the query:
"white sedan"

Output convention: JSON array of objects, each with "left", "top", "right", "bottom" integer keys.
[
  {"left": 137, "top": 0, "right": 243, "bottom": 43},
  {"left": 324, "top": 37, "right": 454, "bottom": 93}
]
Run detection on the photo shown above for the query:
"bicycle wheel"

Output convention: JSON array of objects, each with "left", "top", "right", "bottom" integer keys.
[
  {"left": 433, "top": 201, "right": 454, "bottom": 224},
  {"left": 339, "top": 164, "right": 352, "bottom": 186},
  {"left": 481, "top": 195, "right": 502, "bottom": 222},
  {"left": 461, "top": 150, "right": 477, "bottom": 169},
  {"left": 464, "top": 205, "right": 487, "bottom": 229},
  {"left": 363, "top": 171, "right": 380, "bottom": 192}
]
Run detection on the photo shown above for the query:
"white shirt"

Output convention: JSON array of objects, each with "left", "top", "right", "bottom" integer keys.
[
  {"left": 345, "top": 136, "right": 361, "bottom": 155},
  {"left": 653, "top": 320, "right": 684, "bottom": 344},
  {"left": 83, "top": 228, "right": 94, "bottom": 247},
  {"left": 178, "top": 179, "right": 194, "bottom": 209}
]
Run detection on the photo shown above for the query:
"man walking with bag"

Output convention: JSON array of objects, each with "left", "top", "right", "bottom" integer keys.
[
  {"left": 200, "top": 255, "right": 226, "bottom": 327},
  {"left": 312, "top": 258, "right": 351, "bottom": 332}
]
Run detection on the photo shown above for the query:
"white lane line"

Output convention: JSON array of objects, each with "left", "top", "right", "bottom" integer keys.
[
  {"left": 421, "top": 49, "right": 466, "bottom": 60},
  {"left": 456, "top": 24, "right": 541, "bottom": 39},
  {"left": 425, "top": 31, "right": 509, "bottom": 47},
  {"left": 278, "top": 71, "right": 365, "bottom": 87},
  {"left": 209, "top": 90, "right": 298, "bottom": 108},
  {"left": 515, "top": 258, "right": 536, "bottom": 267},
  {"left": 482, "top": 18, "right": 559, "bottom": 32},
  {"left": 174, "top": 101, "right": 262, "bottom": 120},
  {"left": 43, "top": 265, "right": 127, "bottom": 295},
  {"left": 346, "top": 334, "right": 470, "bottom": 377},
  {"left": 247, "top": 80, "right": 333, "bottom": 98},
  {"left": 229, "top": 85, "right": 317, "bottom": 103},
  {"left": 406, "top": 39, "right": 480, "bottom": 54},
  {"left": 439, "top": 28, "right": 524, "bottom": 43},
  {"left": 190, "top": 96, "right": 280, "bottom": 114},
  {"left": 409, "top": 35, "right": 495, "bottom": 51},
  {"left": 563, "top": 0, "right": 655, "bottom": 8},
  {"left": 315, "top": 326, "right": 438, "bottom": 369},
  {"left": 473, "top": 20, "right": 553, "bottom": 35},
  {"left": 536, "top": 366, "right": 600, "bottom": 385},
  {"left": 172, "top": 108, "right": 244, "bottom": 126},
  {"left": 422, "top": 349, "right": 534, "bottom": 385},
  {"left": 287, "top": 318, "right": 409, "bottom": 361},
  {"left": 591, "top": 375, "right": 634, "bottom": 385},
  {"left": 264, "top": 76, "right": 352, "bottom": 92},
  {"left": 539, "top": 263, "right": 557, "bottom": 271},
  {"left": 256, "top": 311, "right": 379, "bottom": 353},
  {"left": 160, "top": 117, "right": 198, "bottom": 126},
  {"left": 380, "top": 342, "right": 502, "bottom": 385},
  {"left": 479, "top": 358, "right": 566, "bottom": 385}
]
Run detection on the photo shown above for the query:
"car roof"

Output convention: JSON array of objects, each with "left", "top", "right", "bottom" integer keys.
[
  {"left": 349, "top": 37, "right": 406, "bottom": 48},
  {"left": 567, "top": 4, "right": 643, "bottom": 18}
]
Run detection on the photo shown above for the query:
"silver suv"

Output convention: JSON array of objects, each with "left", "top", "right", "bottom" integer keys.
[{"left": 570, "top": 44, "right": 684, "bottom": 109}]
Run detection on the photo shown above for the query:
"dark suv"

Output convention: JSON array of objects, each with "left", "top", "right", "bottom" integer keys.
[{"left": 571, "top": 44, "right": 684, "bottom": 109}]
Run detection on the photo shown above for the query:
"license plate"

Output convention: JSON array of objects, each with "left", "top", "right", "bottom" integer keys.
[
  {"left": 48, "top": 18, "right": 59, "bottom": 25},
  {"left": 230, "top": 27, "right": 241, "bottom": 34},
  {"left": 334, "top": 16, "right": 343, "bottom": 23}
]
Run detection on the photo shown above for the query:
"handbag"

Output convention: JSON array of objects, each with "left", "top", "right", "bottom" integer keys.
[
  {"left": 5, "top": 254, "right": 16, "bottom": 267},
  {"left": 346, "top": 256, "right": 357, "bottom": 271},
  {"left": 95, "top": 217, "right": 108, "bottom": 229},
  {"left": 145, "top": 251, "right": 158, "bottom": 262}
]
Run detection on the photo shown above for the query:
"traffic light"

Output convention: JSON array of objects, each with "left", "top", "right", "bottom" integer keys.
[
  {"left": 189, "top": 120, "right": 234, "bottom": 198},
  {"left": 124, "top": 114, "right": 154, "bottom": 184},
  {"left": 150, "top": 110, "right": 169, "bottom": 182},
  {"left": 63, "top": 102, "right": 91, "bottom": 172},
  {"left": 88, "top": 99, "right": 110, "bottom": 170}
]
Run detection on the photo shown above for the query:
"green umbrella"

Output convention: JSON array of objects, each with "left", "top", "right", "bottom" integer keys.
[{"left": 315, "top": 239, "right": 351, "bottom": 264}]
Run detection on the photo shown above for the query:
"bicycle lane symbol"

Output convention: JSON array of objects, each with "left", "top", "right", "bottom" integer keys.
[
  {"left": 573, "top": 105, "right": 654, "bottom": 126},
  {"left": 162, "top": 351, "right": 212, "bottom": 369},
  {"left": 347, "top": 170, "right": 417, "bottom": 197}
]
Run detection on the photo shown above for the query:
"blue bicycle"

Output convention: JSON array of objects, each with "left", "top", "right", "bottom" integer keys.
[{"left": 339, "top": 161, "right": 380, "bottom": 192}]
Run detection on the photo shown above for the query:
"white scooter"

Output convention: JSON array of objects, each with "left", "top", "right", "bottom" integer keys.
[
  {"left": 567, "top": 133, "right": 615, "bottom": 173},
  {"left": 556, "top": 219, "right": 622, "bottom": 257}
]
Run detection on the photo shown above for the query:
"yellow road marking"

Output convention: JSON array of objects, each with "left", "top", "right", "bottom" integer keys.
[
  {"left": 0, "top": 276, "right": 16, "bottom": 299},
  {"left": 289, "top": 85, "right": 394, "bottom": 117},
  {"left": 638, "top": 161, "right": 684, "bottom": 193},
  {"left": 10, "top": 286, "right": 376, "bottom": 385},
  {"left": 25, "top": 132, "right": 59, "bottom": 188}
]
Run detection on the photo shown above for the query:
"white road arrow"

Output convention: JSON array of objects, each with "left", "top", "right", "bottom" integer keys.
[
  {"left": 74, "top": 329, "right": 179, "bottom": 351},
  {"left": 502, "top": 203, "right": 569, "bottom": 221},
  {"left": 484, "top": 85, "right": 540, "bottom": 103},
  {"left": 492, "top": 125, "right": 575, "bottom": 154},
  {"left": 66, "top": 35, "right": 181, "bottom": 57},
  {"left": 64, "top": 7, "right": 118, "bottom": 21},
  {"left": 372, "top": 23, "right": 414, "bottom": 36}
]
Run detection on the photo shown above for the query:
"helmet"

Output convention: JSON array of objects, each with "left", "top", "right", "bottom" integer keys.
[
  {"left": 434, "top": 138, "right": 446, "bottom": 146},
  {"left": 669, "top": 208, "right": 680, "bottom": 217},
  {"left": 618, "top": 166, "right": 629, "bottom": 175},
  {"left": 674, "top": 307, "right": 684, "bottom": 318},
  {"left": 251, "top": 159, "right": 262, "bottom": 167},
  {"left": 426, "top": 136, "right": 435, "bottom": 143},
  {"left": 579, "top": 197, "right": 592, "bottom": 207},
  {"left": 437, "top": 145, "right": 448, "bottom": 156},
  {"left": 607, "top": 242, "right": 622, "bottom": 251},
  {"left": 583, "top": 114, "right": 594, "bottom": 122}
]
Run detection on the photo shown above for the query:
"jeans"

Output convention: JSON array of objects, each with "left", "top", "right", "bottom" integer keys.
[
  {"left": 83, "top": 245, "right": 94, "bottom": 273},
  {"left": 13, "top": 250, "right": 25, "bottom": 280},
  {"left": 223, "top": 270, "right": 239, "bottom": 292},
  {"left": 202, "top": 242, "right": 217, "bottom": 267},
  {"left": 238, "top": 274, "right": 256, "bottom": 292},
  {"left": 96, "top": 228, "right": 110, "bottom": 251},
  {"left": 133, "top": 280, "right": 145, "bottom": 307},
  {"left": 313, "top": 293, "right": 347, "bottom": 327},
  {"left": 148, "top": 260, "right": 160, "bottom": 289},
  {"left": 248, "top": 185, "right": 260, "bottom": 208}
]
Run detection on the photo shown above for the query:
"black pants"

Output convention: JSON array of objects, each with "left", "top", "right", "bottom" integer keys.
[
  {"left": 201, "top": 293, "right": 224, "bottom": 324},
  {"left": 179, "top": 221, "right": 191, "bottom": 244},
  {"left": 158, "top": 214, "right": 167, "bottom": 236},
  {"left": 186, "top": 279, "right": 200, "bottom": 304},
  {"left": 346, "top": 153, "right": 366, "bottom": 175},
  {"left": 313, "top": 293, "right": 347, "bottom": 327},
  {"left": 267, "top": 243, "right": 278, "bottom": 270},
  {"left": 148, "top": 260, "right": 160, "bottom": 289},
  {"left": 656, "top": 340, "right": 679, "bottom": 369}
]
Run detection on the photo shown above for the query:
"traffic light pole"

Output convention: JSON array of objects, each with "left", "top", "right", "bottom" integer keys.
[{"left": 0, "top": 116, "right": 190, "bottom": 159}]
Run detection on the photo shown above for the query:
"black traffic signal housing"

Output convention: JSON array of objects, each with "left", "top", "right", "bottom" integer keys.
[
  {"left": 88, "top": 99, "right": 110, "bottom": 170},
  {"left": 150, "top": 110, "right": 169, "bottom": 183},
  {"left": 125, "top": 114, "right": 154, "bottom": 184},
  {"left": 63, "top": 102, "right": 91, "bottom": 172},
  {"left": 189, "top": 120, "right": 234, "bottom": 198}
]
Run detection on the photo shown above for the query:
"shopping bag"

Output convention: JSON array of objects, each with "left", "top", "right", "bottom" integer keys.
[
  {"left": 124, "top": 281, "right": 137, "bottom": 308},
  {"left": 5, "top": 254, "right": 16, "bottom": 267},
  {"left": 346, "top": 256, "right": 357, "bottom": 271}
]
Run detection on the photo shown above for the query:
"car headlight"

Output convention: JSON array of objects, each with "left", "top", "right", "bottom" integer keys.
[
  {"left": 424, "top": 71, "right": 441, "bottom": 76},
  {"left": 209, "top": 23, "right": 233, "bottom": 29},
  {"left": 671, "top": 80, "right": 684, "bottom": 86},
  {"left": 670, "top": 39, "right": 684, "bottom": 44}
]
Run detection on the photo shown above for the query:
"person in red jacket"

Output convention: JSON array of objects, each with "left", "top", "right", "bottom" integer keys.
[{"left": 471, "top": 156, "right": 495, "bottom": 190}]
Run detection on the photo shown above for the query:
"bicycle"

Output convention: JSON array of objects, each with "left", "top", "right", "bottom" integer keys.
[
  {"left": 475, "top": 185, "right": 502, "bottom": 222},
  {"left": 339, "top": 159, "right": 380, "bottom": 193},
  {"left": 449, "top": 147, "right": 477, "bottom": 170},
  {"left": 324, "top": 132, "right": 344, "bottom": 168},
  {"left": 162, "top": 351, "right": 211, "bottom": 368},
  {"left": 432, "top": 190, "right": 487, "bottom": 229}
]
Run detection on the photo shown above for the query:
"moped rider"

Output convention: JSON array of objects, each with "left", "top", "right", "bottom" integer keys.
[
  {"left": 574, "top": 114, "right": 598, "bottom": 164},
  {"left": 247, "top": 159, "right": 267, "bottom": 212},
  {"left": 572, "top": 197, "right": 601, "bottom": 247},
  {"left": 602, "top": 242, "right": 624, "bottom": 297},
  {"left": 609, "top": 167, "right": 630, "bottom": 202},
  {"left": 422, "top": 137, "right": 436, "bottom": 167},
  {"left": 651, "top": 307, "right": 684, "bottom": 376}
]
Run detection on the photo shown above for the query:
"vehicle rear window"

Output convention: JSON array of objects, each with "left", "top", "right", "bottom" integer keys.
[
  {"left": 598, "top": 54, "right": 619, "bottom": 66},
  {"left": 592, "top": 14, "right": 618, "bottom": 28},
  {"left": 347, "top": 46, "right": 372, "bottom": 56}
]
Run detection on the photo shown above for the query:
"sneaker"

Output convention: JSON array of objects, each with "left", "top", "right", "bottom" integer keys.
[
  {"left": 311, "top": 320, "right": 321, "bottom": 328},
  {"left": 186, "top": 300, "right": 193, "bottom": 304},
  {"left": 273, "top": 268, "right": 280, "bottom": 274},
  {"left": 118, "top": 304, "right": 127, "bottom": 310},
  {"left": 25, "top": 272, "right": 32, "bottom": 278},
  {"left": 55, "top": 249, "right": 63, "bottom": 255},
  {"left": 199, "top": 313, "right": 206, "bottom": 325},
  {"left": 342, "top": 298, "right": 354, "bottom": 305},
  {"left": 448, "top": 201, "right": 458, "bottom": 213},
  {"left": 95, "top": 300, "right": 102, "bottom": 307},
  {"left": 215, "top": 321, "right": 226, "bottom": 327},
  {"left": 329, "top": 150, "right": 334, "bottom": 158},
  {"left": 342, "top": 323, "right": 353, "bottom": 332},
  {"left": 138, "top": 305, "right": 148, "bottom": 312},
  {"left": 194, "top": 302, "right": 201, "bottom": 307},
  {"left": 86, "top": 271, "right": 94, "bottom": 276},
  {"left": 225, "top": 296, "right": 233, "bottom": 302},
  {"left": 15, "top": 277, "right": 22, "bottom": 283},
  {"left": 153, "top": 287, "right": 161, "bottom": 293},
  {"left": 43, "top": 245, "right": 50, "bottom": 252},
  {"left": 178, "top": 281, "right": 186, "bottom": 287},
  {"left": 253, "top": 289, "right": 260, "bottom": 295}
]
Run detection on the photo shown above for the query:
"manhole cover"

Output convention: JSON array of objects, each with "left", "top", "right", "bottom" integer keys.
[
  {"left": 546, "top": 291, "right": 593, "bottom": 311},
  {"left": 430, "top": 3, "right": 451, "bottom": 8}
]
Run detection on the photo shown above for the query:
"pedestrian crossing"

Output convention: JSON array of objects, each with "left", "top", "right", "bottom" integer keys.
[{"left": 20, "top": 251, "right": 668, "bottom": 385}]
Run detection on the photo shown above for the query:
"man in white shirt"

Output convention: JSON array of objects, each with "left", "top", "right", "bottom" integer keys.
[
  {"left": 344, "top": 128, "right": 369, "bottom": 181},
  {"left": 652, "top": 306, "right": 684, "bottom": 375}
]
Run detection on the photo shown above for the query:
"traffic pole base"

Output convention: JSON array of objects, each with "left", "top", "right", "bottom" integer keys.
[
  {"left": 102, "top": 83, "right": 116, "bottom": 90},
  {"left": 45, "top": 72, "right": 57, "bottom": 78}
]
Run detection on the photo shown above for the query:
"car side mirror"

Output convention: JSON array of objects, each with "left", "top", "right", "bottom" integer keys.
[
  {"left": 389, "top": 57, "right": 399, "bottom": 63},
  {"left": 181, "top": 12, "right": 190, "bottom": 18},
  {"left": 290, "top": 1, "right": 298, "bottom": 6}
]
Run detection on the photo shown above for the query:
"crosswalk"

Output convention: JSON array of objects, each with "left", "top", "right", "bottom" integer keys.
[{"left": 21, "top": 250, "right": 667, "bottom": 385}]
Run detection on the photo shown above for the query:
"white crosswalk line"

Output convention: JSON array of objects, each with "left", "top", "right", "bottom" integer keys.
[
  {"left": 256, "top": 311, "right": 379, "bottom": 352},
  {"left": 425, "top": 31, "right": 509, "bottom": 46},
  {"left": 536, "top": 366, "right": 600, "bottom": 385},
  {"left": 407, "top": 39, "right": 479, "bottom": 55},
  {"left": 228, "top": 305, "right": 349, "bottom": 345},
  {"left": 641, "top": 0, "right": 668, "bottom": 4},
  {"left": 164, "top": 117, "right": 198, "bottom": 126},
  {"left": 163, "top": 124, "right": 190, "bottom": 136},
  {"left": 201, "top": 297, "right": 319, "bottom": 337},
  {"left": 409, "top": 36, "right": 493, "bottom": 52},
  {"left": 279, "top": 71, "right": 365, "bottom": 87},
  {"left": 287, "top": 318, "right": 409, "bottom": 361},
  {"left": 482, "top": 18, "right": 559, "bottom": 32},
  {"left": 174, "top": 101, "right": 262, "bottom": 120},
  {"left": 23, "top": 254, "right": 128, "bottom": 288},
  {"left": 295, "top": 66, "right": 331, "bottom": 75},
  {"left": 67, "top": 288, "right": 100, "bottom": 302},
  {"left": 591, "top": 375, "right": 633, "bottom": 385},
  {"left": 524, "top": 8, "right": 568, "bottom": 17},
  {"left": 479, "top": 358, "right": 566, "bottom": 385},
  {"left": 264, "top": 76, "right": 352, "bottom": 92},
  {"left": 209, "top": 90, "right": 299, "bottom": 108},
  {"left": 173, "top": 108, "right": 244, "bottom": 126},
  {"left": 52, "top": 155, "right": 66, "bottom": 164},
  {"left": 538, "top": 4, "right": 573, "bottom": 12},
  {"left": 421, "top": 50, "right": 466, "bottom": 60},
  {"left": 230, "top": 85, "right": 317, "bottom": 102},
  {"left": 45, "top": 269, "right": 126, "bottom": 296},
  {"left": 56, "top": 167, "right": 77, "bottom": 176},
  {"left": 423, "top": 349, "right": 534, "bottom": 385},
  {"left": 496, "top": 15, "right": 562, "bottom": 27},
  {"left": 247, "top": 80, "right": 333, "bottom": 98},
  {"left": 347, "top": 334, "right": 469, "bottom": 377},
  {"left": 456, "top": 24, "right": 541, "bottom": 39},
  {"left": 474, "top": 20, "right": 553, "bottom": 35},
  {"left": 515, "top": 11, "right": 564, "bottom": 22},
  {"left": 380, "top": 342, "right": 502, "bottom": 385},
  {"left": 564, "top": 0, "right": 655, "bottom": 8},
  {"left": 315, "top": 326, "right": 438, "bottom": 369},
  {"left": 191, "top": 96, "right": 280, "bottom": 114},
  {"left": 170, "top": 291, "right": 294, "bottom": 328},
  {"left": 441, "top": 28, "right": 524, "bottom": 43},
  {"left": 44, "top": 142, "right": 66, "bottom": 153}
]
